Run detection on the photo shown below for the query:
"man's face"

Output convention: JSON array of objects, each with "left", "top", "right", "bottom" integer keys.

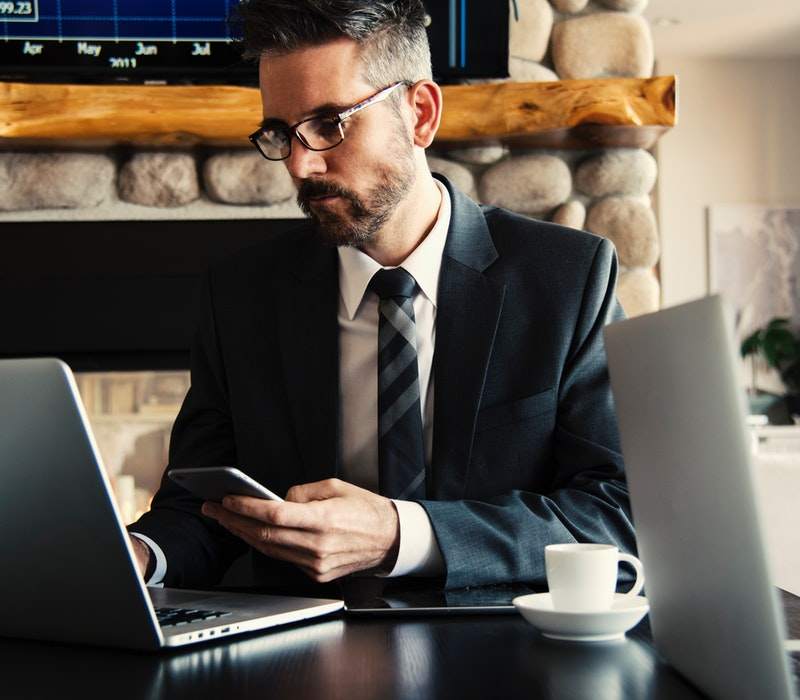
[{"left": 258, "top": 39, "right": 417, "bottom": 247}]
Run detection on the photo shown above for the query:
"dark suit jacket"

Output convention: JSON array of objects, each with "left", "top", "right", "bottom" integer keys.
[{"left": 130, "top": 174, "right": 635, "bottom": 591}]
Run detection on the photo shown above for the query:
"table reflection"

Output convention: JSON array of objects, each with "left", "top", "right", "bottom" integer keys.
[{"left": 0, "top": 616, "right": 705, "bottom": 699}]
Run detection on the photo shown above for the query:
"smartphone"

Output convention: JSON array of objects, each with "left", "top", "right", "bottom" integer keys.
[{"left": 168, "top": 466, "right": 284, "bottom": 502}]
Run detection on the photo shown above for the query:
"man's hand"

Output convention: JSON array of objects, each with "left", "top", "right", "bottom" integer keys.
[
  {"left": 201, "top": 478, "right": 400, "bottom": 583},
  {"left": 130, "top": 535, "right": 152, "bottom": 579}
]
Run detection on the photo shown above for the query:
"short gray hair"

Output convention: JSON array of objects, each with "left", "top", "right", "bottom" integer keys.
[{"left": 230, "top": 0, "right": 433, "bottom": 88}]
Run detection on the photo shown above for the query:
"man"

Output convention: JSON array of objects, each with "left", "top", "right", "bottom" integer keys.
[{"left": 128, "top": 0, "right": 635, "bottom": 592}]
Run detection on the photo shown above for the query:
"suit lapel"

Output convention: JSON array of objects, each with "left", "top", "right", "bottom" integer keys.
[
  {"left": 431, "top": 177, "right": 506, "bottom": 499},
  {"left": 277, "top": 233, "right": 341, "bottom": 486},
  {"left": 274, "top": 178, "right": 504, "bottom": 497}
]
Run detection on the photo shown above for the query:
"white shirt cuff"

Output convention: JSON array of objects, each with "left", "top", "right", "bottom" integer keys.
[
  {"left": 130, "top": 532, "right": 167, "bottom": 588},
  {"left": 385, "top": 500, "right": 444, "bottom": 577}
]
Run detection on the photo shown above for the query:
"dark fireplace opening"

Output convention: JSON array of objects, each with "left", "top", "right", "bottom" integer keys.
[{"left": 1, "top": 217, "right": 302, "bottom": 371}]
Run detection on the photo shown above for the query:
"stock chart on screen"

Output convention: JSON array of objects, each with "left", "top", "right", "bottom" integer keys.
[
  {"left": 1, "top": 0, "right": 234, "bottom": 41},
  {"left": 0, "top": 0, "right": 251, "bottom": 82},
  {"left": 0, "top": 1, "right": 509, "bottom": 83}
]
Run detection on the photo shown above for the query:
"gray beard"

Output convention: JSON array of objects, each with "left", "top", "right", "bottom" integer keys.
[{"left": 297, "top": 145, "right": 416, "bottom": 248}]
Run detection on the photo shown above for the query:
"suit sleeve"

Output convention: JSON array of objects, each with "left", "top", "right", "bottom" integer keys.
[
  {"left": 419, "top": 239, "right": 634, "bottom": 590},
  {"left": 128, "top": 270, "right": 248, "bottom": 587}
]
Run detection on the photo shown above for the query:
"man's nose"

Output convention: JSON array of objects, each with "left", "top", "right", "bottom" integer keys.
[{"left": 283, "top": 138, "right": 328, "bottom": 180}]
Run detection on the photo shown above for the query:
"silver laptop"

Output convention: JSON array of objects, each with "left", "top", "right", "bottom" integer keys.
[
  {"left": 604, "top": 295, "right": 798, "bottom": 699},
  {"left": 0, "top": 358, "right": 342, "bottom": 650}
]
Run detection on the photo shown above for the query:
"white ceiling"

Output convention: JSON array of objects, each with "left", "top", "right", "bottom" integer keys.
[{"left": 643, "top": 0, "right": 800, "bottom": 58}]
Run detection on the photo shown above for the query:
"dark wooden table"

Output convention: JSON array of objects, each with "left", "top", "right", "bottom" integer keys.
[{"left": 2, "top": 590, "right": 797, "bottom": 700}]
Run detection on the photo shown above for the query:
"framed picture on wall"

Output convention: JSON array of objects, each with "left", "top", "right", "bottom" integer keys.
[
  {"left": 707, "top": 204, "right": 800, "bottom": 396},
  {"left": 707, "top": 204, "right": 800, "bottom": 341}
]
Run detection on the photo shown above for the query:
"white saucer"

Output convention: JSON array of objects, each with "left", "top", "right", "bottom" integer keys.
[{"left": 512, "top": 593, "right": 650, "bottom": 642}]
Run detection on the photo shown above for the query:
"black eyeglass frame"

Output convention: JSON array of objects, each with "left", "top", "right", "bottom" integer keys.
[{"left": 248, "top": 80, "right": 413, "bottom": 161}]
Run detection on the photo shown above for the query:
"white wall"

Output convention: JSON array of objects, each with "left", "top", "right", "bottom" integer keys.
[
  {"left": 754, "top": 451, "right": 800, "bottom": 596},
  {"left": 655, "top": 56, "right": 800, "bottom": 307}
]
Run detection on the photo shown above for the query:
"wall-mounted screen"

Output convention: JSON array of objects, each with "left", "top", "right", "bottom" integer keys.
[{"left": 0, "top": 1, "right": 508, "bottom": 84}]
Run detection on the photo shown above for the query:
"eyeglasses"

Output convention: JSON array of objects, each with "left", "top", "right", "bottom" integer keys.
[{"left": 249, "top": 81, "right": 411, "bottom": 161}]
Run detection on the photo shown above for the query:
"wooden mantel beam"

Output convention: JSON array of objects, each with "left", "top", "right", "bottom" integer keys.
[
  {"left": 0, "top": 75, "right": 676, "bottom": 150},
  {"left": 437, "top": 75, "right": 676, "bottom": 150}
]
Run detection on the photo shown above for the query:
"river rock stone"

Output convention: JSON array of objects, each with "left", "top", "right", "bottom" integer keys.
[
  {"left": 203, "top": 151, "right": 295, "bottom": 205},
  {"left": 550, "top": 0, "right": 589, "bottom": 13},
  {"left": 586, "top": 196, "right": 659, "bottom": 267},
  {"left": 575, "top": 149, "right": 657, "bottom": 197},
  {"left": 551, "top": 13, "right": 654, "bottom": 79},
  {"left": 508, "top": 57, "right": 559, "bottom": 82},
  {"left": 446, "top": 143, "right": 509, "bottom": 165},
  {"left": 118, "top": 152, "right": 199, "bottom": 207},
  {"left": 552, "top": 200, "right": 587, "bottom": 229},
  {"left": 617, "top": 268, "right": 660, "bottom": 317},
  {"left": 426, "top": 156, "right": 477, "bottom": 199},
  {"left": 479, "top": 154, "right": 571, "bottom": 215},
  {"left": 509, "top": 0, "right": 554, "bottom": 63},
  {"left": 596, "top": 0, "right": 649, "bottom": 12},
  {"left": 0, "top": 152, "right": 114, "bottom": 211}
]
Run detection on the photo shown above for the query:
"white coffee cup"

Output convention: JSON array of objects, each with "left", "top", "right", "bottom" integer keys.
[{"left": 544, "top": 543, "right": 645, "bottom": 612}]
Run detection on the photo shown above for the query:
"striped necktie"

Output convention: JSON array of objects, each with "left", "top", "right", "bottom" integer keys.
[{"left": 369, "top": 268, "right": 426, "bottom": 501}]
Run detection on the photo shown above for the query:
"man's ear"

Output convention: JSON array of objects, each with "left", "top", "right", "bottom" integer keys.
[{"left": 407, "top": 80, "right": 443, "bottom": 149}]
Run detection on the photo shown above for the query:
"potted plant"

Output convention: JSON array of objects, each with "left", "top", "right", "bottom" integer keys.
[{"left": 740, "top": 317, "right": 800, "bottom": 416}]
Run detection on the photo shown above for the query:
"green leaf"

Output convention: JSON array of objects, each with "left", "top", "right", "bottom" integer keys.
[
  {"left": 741, "top": 329, "right": 763, "bottom": 358},
  {"left": 740, "top": 317, "right": 800, "bottom": 372},
  {"left": 766, "top": 318, "right": 790, "bottom": 331},
  {"left": 763, "top": 328, "right": 797, "bottom": 367}
]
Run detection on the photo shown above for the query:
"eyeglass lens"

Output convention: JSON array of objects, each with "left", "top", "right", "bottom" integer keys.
[{"left": 256, "top": 117, "right": 344, "bottom": 160}]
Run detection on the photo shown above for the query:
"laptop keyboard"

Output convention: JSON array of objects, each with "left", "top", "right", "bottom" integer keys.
[{"left": 155, "top": 606, "right": 233, "bottom": 628}]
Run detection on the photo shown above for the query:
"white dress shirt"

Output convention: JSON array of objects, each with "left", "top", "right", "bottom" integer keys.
[
  {"left": 133, "top": 179, "right": 450, "bottom": 584},
  {"left": 338, "top": 179, "right": 450, "bottom": 576}
]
